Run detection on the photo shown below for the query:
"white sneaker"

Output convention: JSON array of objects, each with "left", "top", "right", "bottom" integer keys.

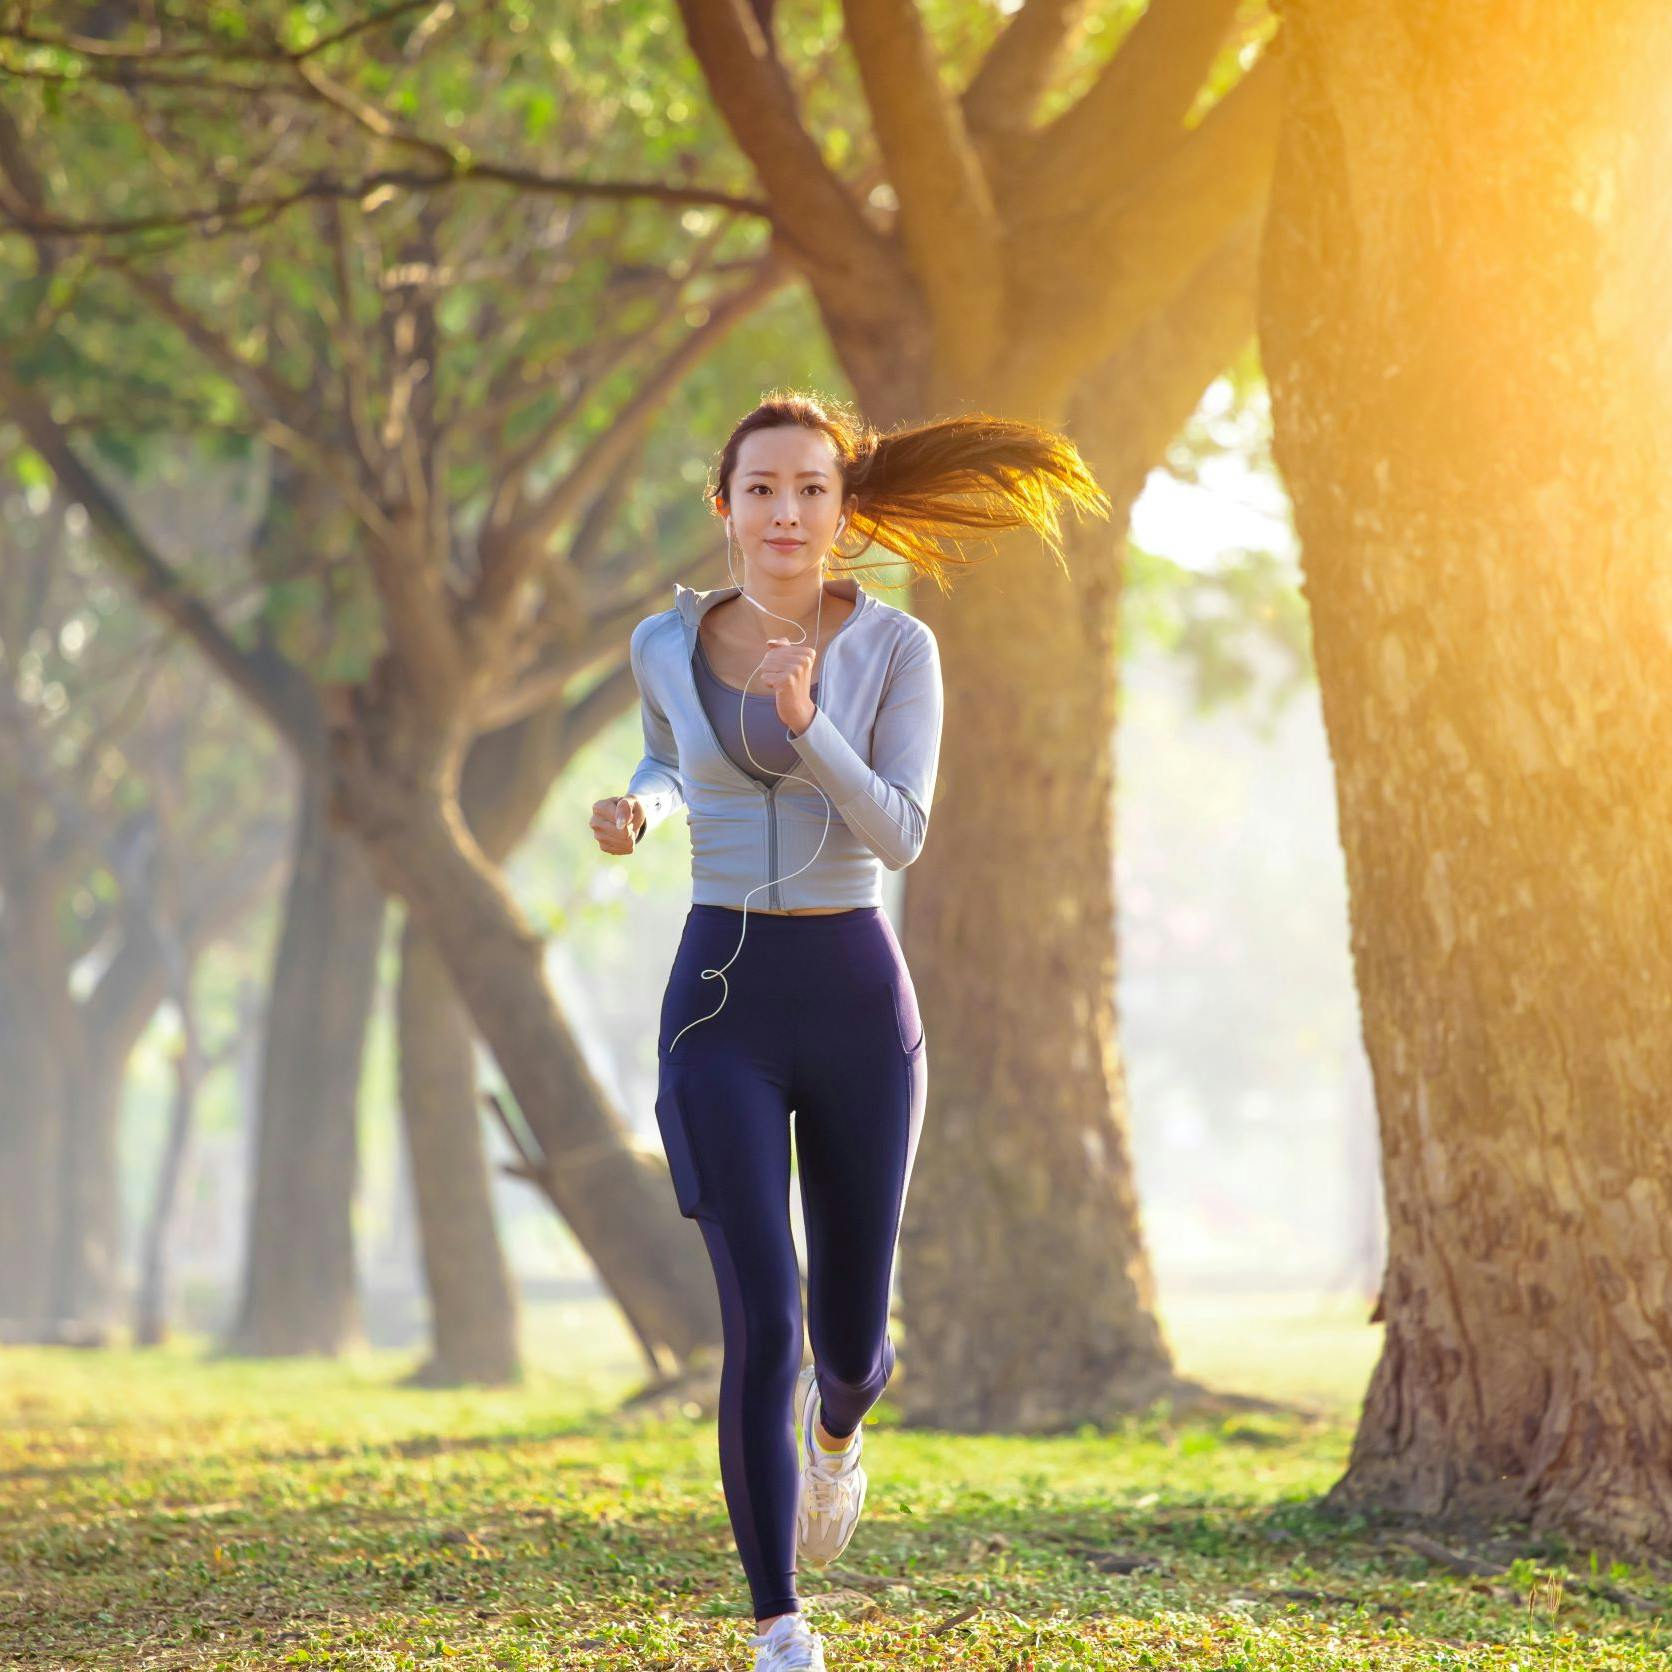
[
  {"left": 747, "top": 1609, "right": 826, "bottom": 1670},
  {"left": 794, "top": 1363, "right": 868, "bottom": 1566}
]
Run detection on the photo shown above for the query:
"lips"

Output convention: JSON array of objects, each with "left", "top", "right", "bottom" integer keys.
[{"left": 766, "top": 539, "right": 804, "bottom": 550}]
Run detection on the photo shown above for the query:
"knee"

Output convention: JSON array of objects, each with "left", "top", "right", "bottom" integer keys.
[
  {"left": 820, "top": 1342, "right": 894, "bottom": 1400},
  {"left": 738, "top": 1298, "right": 803, "bottom": 1377}
]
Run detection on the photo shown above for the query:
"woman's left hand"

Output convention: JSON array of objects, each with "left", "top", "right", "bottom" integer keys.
[{"left": 758, "top": 637, "right": 818, "bottom": 735}]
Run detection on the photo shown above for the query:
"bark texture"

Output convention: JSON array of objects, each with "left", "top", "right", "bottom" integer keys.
[
  {"left": 892, "top": 213, "right": 1267, "bottom": 1427},
  {"left": 1260, "top": 2, "right": 1672, "bottom": 1552}
]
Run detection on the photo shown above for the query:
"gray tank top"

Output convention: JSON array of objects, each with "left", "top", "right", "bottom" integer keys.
[{"left": 692, "top": 635, "right": 821, "bottom": 786}]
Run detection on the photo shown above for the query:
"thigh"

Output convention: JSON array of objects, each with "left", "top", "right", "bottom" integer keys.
[
  {"left": 655, "top": 905, "right": 797, "bottom": 1229},
  {"left": 656, "top": 1048, "right": 795, "bottom": 1246},
  {"left": 792, "top": 925, "right": 928, "bottom": 1339},
  {"left": 657, "top": 1049, "right": 804, "bottom": 1379}
]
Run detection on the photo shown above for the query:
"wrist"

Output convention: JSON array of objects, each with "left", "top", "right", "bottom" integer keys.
[{"left": 787, "top": 702, "right": 817, "bottom": 738}]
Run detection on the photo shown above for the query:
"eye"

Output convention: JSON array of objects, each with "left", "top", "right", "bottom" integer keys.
[{"left": 804, "top": 484, "right": 826, "bottom": 495}]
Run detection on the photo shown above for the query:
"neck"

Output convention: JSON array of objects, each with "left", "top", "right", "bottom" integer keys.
[{"left": 739, "top": 571, "right": 828, "bottom": 642}]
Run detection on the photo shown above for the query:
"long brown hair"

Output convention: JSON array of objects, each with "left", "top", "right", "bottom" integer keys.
[{"left": 709, "top": 389, "right": 1112, "bottom": 594}]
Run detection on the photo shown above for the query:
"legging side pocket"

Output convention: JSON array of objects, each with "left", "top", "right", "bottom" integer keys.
[
  {"left": 653, "top": 1062, "right": 709, "bottom": 1219},
  {"left": 890, "top": 973, "right": 926, "bottom": 1057}
]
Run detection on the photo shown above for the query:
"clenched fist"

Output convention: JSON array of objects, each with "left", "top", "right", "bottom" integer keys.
[{"left": 591, "top": 794, "right": 647, "bottom": 855}]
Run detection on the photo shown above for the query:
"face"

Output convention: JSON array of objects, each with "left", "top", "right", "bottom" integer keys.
[{"left": 721, "top": 425, "right": 854, "bottom": 581}]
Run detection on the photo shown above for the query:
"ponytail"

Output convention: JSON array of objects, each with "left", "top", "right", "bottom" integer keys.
[{"left": 711, "top": 389, "right": 1111, "bottom": 594}]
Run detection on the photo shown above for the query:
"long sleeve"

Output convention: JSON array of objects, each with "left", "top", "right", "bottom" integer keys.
[
  {"left": 625, "top": 617, "right": 686, "bottom": 837},
  {"left": 784, "top": 620, "right": 943, "bottom": 870}
]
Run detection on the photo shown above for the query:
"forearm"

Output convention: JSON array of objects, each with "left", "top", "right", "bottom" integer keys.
[
  {"left": 625, "top": 759, "right": 684, "bottom": 835},
  {"left": 785, "top": 703, "right": 932, "bottom": 871}
]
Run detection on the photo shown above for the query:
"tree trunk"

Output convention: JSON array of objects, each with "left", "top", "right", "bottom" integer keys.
[
  {"left": 675, "top": 0, "right": 1281, "bottom": 1425},
  {"left": 47, "top": 1037, "right": 127, "bottom": 1341},
  {"left": 48, "top": 854, "right": 284, "bottom": 1343},
  {"left": 0, "top": 896, "right": 69, "bottom": 1338},
  {"left": 0, "top": 956, "right": 65, "bottom": 1344},
  {"left": 224, "top": 773, "right": 386, "bottom": 1356},
  {"left": 901, "top": 501, "right": 1176, "bottom": 1427},
  {"left": 394, "top": 917, "right": 522, "bottom": 1386},
  {"left": 382, "top": 711, "right": 582, "bottom": 1390},
  {"left": 133, "top": 982, "right": 203, "bottom": 1349},
  {"left": 1260, "top": 3, "right": 1672, "bottom": 1553},
  {"left": 325, "top": 734, "right": 721, "bottom": 1374},
  {"left": 853, "top": 223, "right": 1263, "bottom": 1428}
]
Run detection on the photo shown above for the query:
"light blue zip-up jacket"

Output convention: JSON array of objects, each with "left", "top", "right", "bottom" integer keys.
[{"left": 625, "top": 576, "right": 945, "bottom": 909}]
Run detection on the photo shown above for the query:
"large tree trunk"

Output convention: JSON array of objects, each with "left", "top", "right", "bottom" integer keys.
[
  {"left": 901, "top": 504, "right": 1175, "bottom": 1427},
  {"left": 870, "top": 220, "right": 1265, "bottom": 1428},
  {"left": 224, "top": 774, "right": 386, "bottom": 1356},
  {"left": 672, "top": 0, "right": 1283, "bottom": 1428},
  {"left": 1260, "top": 4, "right": 1672, "bottom": 1553},
  {"left": 394, "top": 918, "right": 522, "bottom": 1386}
]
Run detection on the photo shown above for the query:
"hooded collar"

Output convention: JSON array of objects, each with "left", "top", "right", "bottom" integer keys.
[{"left": 675, "top": 573, "right": 871, "bottom": 630}]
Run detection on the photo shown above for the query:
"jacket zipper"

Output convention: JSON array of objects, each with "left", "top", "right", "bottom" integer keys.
[{"left": 766, "top": 779, "right": 781, "bottom": 910}]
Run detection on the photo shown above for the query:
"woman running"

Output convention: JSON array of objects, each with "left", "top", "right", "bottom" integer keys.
[{"left": 591, "top": 389, "right": 1107, "bottom": 1671}]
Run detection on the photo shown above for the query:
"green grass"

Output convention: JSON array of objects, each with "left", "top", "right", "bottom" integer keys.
[{"left": 1, "top": 1294, "right": 1666, "bottom": 1669}]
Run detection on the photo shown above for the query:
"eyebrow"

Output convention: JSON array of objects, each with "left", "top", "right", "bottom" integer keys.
[{"left": 742, "top": 470, "right": 830, "bottom": 479}]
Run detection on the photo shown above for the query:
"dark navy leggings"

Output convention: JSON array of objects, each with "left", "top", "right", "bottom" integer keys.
[{"left": 654, "top": 903, "right": 927, "bottom": 1622}]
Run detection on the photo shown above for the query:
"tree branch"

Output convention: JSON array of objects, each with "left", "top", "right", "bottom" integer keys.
[
  {"left": 1068, "top": 207, "right": 1262, "bottom": 492},
  {"left": 478, "top": 544, "right": 724, "bottom": 735},
  {"left": 0, "top": 363, "right": 315, "bottom": 753},
  {"left": 475, "top": 256, "right": 793, "bottom": 632},
  {"left": 839, "top": 0, "right": 1003, "bottom": 367},
  {"left": 672, "top": 0, "right": 901, "bottom": 300},
  {"left": 1017, "top": 0, "right": 1244, "bottom": 219},
  {"left": 0, "top": 2, "right": 441, "bottom": 66},
  {"left": 323, "top": 197, "right": 386, "bottom": 489},
  {"left": 960, "top": 0, "right": 1096, "bottom": 145},
  {"left": 1000, "top": 44, "right": 1283, "bottom": 397},
  {"left": 476, "top": 218, "right": 744, "bottom": 538},
  {"left": 0, "top": 165, "right": 770, "bottom": 244}
]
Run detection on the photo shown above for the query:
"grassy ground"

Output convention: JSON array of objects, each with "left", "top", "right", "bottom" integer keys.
[{"left": 1, "top": 1292, "right": 1666, "bottom": 1670}]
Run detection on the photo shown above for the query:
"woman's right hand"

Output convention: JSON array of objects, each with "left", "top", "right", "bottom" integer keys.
[{"left": 591, "top": 794, "right": 646, "bottom": 855}]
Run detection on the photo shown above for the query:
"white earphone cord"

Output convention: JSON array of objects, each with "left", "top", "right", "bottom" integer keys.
[{"left": 666, "top": 513, "right": 917, "bottom": 1051}]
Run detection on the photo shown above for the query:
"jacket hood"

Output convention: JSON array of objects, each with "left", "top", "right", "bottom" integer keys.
[{"left": 674, "top": 573, "right": 873, "bottom": 630}]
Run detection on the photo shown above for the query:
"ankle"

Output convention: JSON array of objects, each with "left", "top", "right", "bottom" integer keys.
[
  {"left": 755, "top": 1610, "right": 799, "bottom": 1632},
  {"left": 814, "top": 1401, "right": 856, "bottom": 1452}
]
